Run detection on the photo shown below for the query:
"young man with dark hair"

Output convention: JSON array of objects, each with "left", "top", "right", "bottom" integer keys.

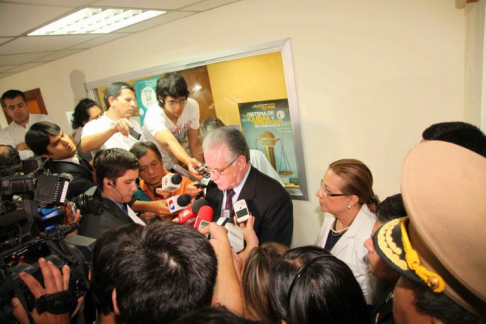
[
  {"left": 142, "top": 72, "right": 202, "bottom": 177},
  {"left": 374, "top": 142, "right": 486, "bottom": 323},
  {"left": 203, "top": 127, "right": 293, "bottom": 246},
  {"left": 25, "top": 121, "right": 96, "bottom": 199},
  {"left": 81, "top": 82, "right": 145, "bottom": 158},
  {"left": 78, "top": 148, "right": 145, "bottom": 239},
  {"left": 422, "top": 121, "right": 486, "bottom": 157},
  {"left": 0, "top": 89, "right": 54, "bottom": 160},
  {"left": 90, "top": 221, "right": 218, "bottom": 324}
]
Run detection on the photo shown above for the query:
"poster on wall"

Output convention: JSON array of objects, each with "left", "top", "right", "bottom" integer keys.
[
  {"left": 238, "top": 99, "right": 299, "bottom": 188},
  {"left": 134, "top": 77, "right": 159, "bottom": 126}
]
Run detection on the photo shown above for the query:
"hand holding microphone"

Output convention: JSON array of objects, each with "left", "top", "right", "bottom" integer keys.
[
  {"left": 161, "top": 173, "right": 182, "bottom": 192},
  {"left": 167, "top": 194, "right": 191, "bottom": 213}
]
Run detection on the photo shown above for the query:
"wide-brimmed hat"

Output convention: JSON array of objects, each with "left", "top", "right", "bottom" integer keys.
[{"left": 374, "top": 141, "right": 486, "bottom": 318}]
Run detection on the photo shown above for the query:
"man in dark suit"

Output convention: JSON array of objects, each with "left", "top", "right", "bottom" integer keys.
[
  {"left": 75, "top": 148, "right": 144, "bottom": 239},
  {"left": 25, "top": 121, "right": 96, "bottom": 199},
  {"left": 203, "top": 127, "right": 293, "bottom": 246}
]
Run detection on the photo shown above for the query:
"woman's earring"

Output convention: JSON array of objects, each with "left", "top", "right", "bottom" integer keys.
[{"left": 347, "top": 205, "right": 351, "bottom": 209}]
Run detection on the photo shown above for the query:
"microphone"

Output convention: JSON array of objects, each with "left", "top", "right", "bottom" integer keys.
[
  {"left": 194, "top": 205, "right": 213, "bottom": 230},
  {"left": 167, "top": 194, "right": 191, "bottom": 213},
  {"left": 173, "top": 165, "right": 199, "bottom": 182},
  {"left": 178, "top": 199, "right": 209, "bottom": 225},
  {"left": 161, "top": 173, "right": 182, "bottom": 192}
]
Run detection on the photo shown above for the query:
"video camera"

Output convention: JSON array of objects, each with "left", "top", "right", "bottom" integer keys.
[{"left": 0, "top": 157, "right": 102, "bottom": 323}]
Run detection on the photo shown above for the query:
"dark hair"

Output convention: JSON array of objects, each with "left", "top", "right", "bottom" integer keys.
[
  {"left": 242, "top": 242, "right": 288, "bottom": 321},
  {"left": 71, "top": 98, "right": 99, "bottom": 129},
  {"left": 269, "top": 246, "right": 370, "bottom": 324},
  {"left": 173, "top": 306, "right": 271, "bottom": 324},
  {"left": 329, "top": 159, "right": 378, "bottom": 212},
  {"left": 199, "top": 117, "right": 226, "bottom": 142},
  {"left": 376, "top": 193, "right": 406, "bottom": 223},
  {"left": 1, "top": 89, "right": 26, "bottom": 108},
  {"left": 104, "top": 82, "right": 135, "bottom": 109},
  {"left": 0, "top": 145, "right": 21, "bottom": 177},
  {"left": 156, "top": 72, "right": 189, "bottom": 107},
  {"left": 93, "top": 148, "right": 139, "bottom": 188},
  {"left": 412, "top": 278, "right": 485, "bottom": 324},
  {"left": 91, "top": 222, "right": 217, "bottom": 324},
  {"left": 129, "top": 142, "right": 162, "bottom": 162},
  {"left": 422, "top": 122, "right": 486, "bottom": 158},
  {"left": 202, "top": 127, "right": 251, "bottom": 163},
  {"left": 25, "top": 121, "right": 61, "bottom": 156}
]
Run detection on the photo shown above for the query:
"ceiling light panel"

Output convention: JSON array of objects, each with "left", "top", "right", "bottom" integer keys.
[{"left": 28, "top": 8, "right": 166, "bottom": 36}]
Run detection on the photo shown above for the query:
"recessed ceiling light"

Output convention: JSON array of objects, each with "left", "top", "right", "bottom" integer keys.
[{"left": 28, "top": 8, "right": 166, "bottom": 36}]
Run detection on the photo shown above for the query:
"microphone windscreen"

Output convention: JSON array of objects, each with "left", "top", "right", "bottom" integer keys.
[
  {"left": 197, "top": 206, "right": 213, "bottom": 222},
  {"left": 172, "top": 174, "right": 182, "bottom": 184},
  {"left": 176, "top": 194, "right": 192, "bottom": 207},
  {"left": 192, "top": 198, "right": 208, "bottom": 215}
]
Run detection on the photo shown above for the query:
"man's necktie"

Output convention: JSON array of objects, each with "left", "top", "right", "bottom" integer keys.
[{"left": 225, "top": 188, "right": 235, "bottom": 218}]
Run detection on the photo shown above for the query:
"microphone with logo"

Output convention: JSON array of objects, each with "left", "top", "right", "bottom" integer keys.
[
  {"left": 167, "top": 194, "right": 191, "bottom": 214},
  {"left": 194, "top": 205, "right": 213, "bottom": 231},
  {"left": 161, "top": 173, "right": 183, "bottom": 192},
  {"left": 178, "top": 199, "right": 209, "bottom": 225}
]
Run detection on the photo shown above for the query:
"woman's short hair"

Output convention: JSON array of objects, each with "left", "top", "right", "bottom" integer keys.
[
  {"left": 71, "top": 98, "right": 99, "bottom": 129},
  {"left": 329, "top": 159, "right": 377, "bottom": 209},
  {"left": 269, "top": 246, "right": 369, "bottom": 324},
  {"left": 242, "top": 242, "right": 288, "bottom": 321}
]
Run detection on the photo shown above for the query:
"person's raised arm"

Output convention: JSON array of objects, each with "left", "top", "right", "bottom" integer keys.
[
  {"left": 154, "top": 129, "right": 202, "bottom": 178},
  {"left": 201, "top": 223, "right": 244, "bottom": 315},
  {"left": 187, "top": 128, "right": 203, "bottom": 163},
  {"left": 81, "top": 118, "right": 133, "bottom": 152}
]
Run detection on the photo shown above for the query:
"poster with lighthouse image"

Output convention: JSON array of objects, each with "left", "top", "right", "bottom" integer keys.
[{"left": 238, "top": 99, "right": 299, "bottom": 188}]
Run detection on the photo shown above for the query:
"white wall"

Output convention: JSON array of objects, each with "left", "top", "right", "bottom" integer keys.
[{"left": 0, "top": 0, "right": 465, "bottom": 247}]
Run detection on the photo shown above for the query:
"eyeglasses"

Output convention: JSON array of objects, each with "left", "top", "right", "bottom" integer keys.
[
  {"left": 319, "top": 179, "right": 348, "bottom": 197},
  {"left": 206, "top": 156, "right": 240, "bottom": 177},
  {"left": 165, "top": 98, "right": 187, "bottom": 106}
]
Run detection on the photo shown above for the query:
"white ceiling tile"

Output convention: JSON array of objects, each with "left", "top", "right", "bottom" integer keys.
[
  {"left": 0, "top": 52, "right": 54, "bottom": 65},
  {"left": 70, "top": 33, "right": 130, "bottom": 49},
  {"left": 4, "top": 61, "right": 47, "bottom": 72},
  {"left": 0, "top": 0, "right": 97, "bottom": 6},
  {"left": 114, "top": 11, "right": 195, "bottom": 33},
  {"left": 32, "top": 49, "right": 85, "bottom": 62},
  {"left": 0, "top": 3, "right": 75, "bottom": 37},
  {"left": 0, "top": 38, "right": 13, "bottom": 46},
  {"left": 0, "top": 35, "right": 101, "bottom": 55},
  {"left": 94, "top": 0, "right": 201, "bottom": 10},
  {"left": 183, "top": 0, "right": 241, "bottom": 12}
]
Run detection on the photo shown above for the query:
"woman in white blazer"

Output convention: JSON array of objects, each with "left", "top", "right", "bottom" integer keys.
[{"left": 315, "top": 159, "right": 379, "bottom": 305}]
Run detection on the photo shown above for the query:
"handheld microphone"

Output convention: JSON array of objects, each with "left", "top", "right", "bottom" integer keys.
[
  {"left": 167, "top": 194, "right": 191, "bottom": 213},
  {"left": 161, "top": 173, "right": 182, "bottom": 192},
  {"left": 194, "top": 205, "right": 213, "bottom": 230},
  {"left": 173, "top": 165, "right": 199, "bottom": 182},
  {"left": 178, "top": 199, "right": 209, "bottom": 225}
]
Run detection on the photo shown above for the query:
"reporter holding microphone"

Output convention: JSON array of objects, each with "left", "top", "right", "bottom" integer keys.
[{"left": 129, "top": 142, "right": 202, "bottom": 222}]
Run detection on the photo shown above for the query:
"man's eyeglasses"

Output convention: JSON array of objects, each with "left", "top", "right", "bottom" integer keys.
[
  {"left": 166, "top": 99, "right": 187, "bottom": 106},
  {"left": 319, "top": 179, "right": 347, "bottom": 197},
  {"left": 206, "top": 156, "right": 240, "bottom": 177}
]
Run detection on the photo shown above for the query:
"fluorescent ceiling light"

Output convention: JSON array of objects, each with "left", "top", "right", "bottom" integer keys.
[{"left": 28, "top": 8, "right": 166, "bottom": 35}]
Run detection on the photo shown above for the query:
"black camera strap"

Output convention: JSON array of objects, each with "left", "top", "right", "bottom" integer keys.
[{"left": 34, "top": 290, "right": 76, "bottom": 314}]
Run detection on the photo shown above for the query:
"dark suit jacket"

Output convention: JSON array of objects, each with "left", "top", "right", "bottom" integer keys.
[
  {"left": 78, "top": 197, "right": 133, "bottom": 239},
  {"left": 48, "top": 159, "right": 96, "bottom": 199},
  {"left": 206, "top": 166, "right": 293, "bottom": 246}
]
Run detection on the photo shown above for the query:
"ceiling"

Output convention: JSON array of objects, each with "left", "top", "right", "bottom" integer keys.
[{"left": 0, "top": 0, "right": 242, "bottom": 80}]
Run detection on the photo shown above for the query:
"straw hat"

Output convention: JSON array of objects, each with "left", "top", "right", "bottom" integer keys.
[{"left": 374, "top": 141, "right": 486, "bottom": 318}]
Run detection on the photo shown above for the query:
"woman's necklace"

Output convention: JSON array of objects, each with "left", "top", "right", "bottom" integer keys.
[{"left": 329, "top": 218, "right": 354, "bottom": 237}]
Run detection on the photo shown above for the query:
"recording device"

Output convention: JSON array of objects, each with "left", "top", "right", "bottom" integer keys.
[
  {"left": 173, "top": 165, "right": 199, "bottom": 182},
  {"left": 129, "top": 128, "right": 141, "bottom": 140},
  {"left": 173, "top": 165, "right": 211, "bottom": 187},
  {"left": 167, "top": 194, "right": 191, "bottom": 213},
  {"left": 0, "top": 162, "right": 96, "bottom": 322},
  {"left": 224, "top": 223, "right": 245, "bottom": 253},
  {"left": 194, "top": 205, "right": 213, "bottom": 230},
  {"left": 234, "top": 199, "right": 250, "bottom": 223},
  {"left": 161, "top": 173, "right": 182, "bottom": 192},
  {"left": 178, "top": 199, "right": 209, "bottom": 225}
]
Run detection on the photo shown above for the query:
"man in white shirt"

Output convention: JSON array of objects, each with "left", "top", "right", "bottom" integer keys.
[
  {"left": 0, "top": 89, "right": 53, "bottom": 160},
  {"left": 142, "top": 72, "right": 202, "bottom": 177},
  {"left": 81, "top": 82, "right": 145, "bottom": 158}
]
